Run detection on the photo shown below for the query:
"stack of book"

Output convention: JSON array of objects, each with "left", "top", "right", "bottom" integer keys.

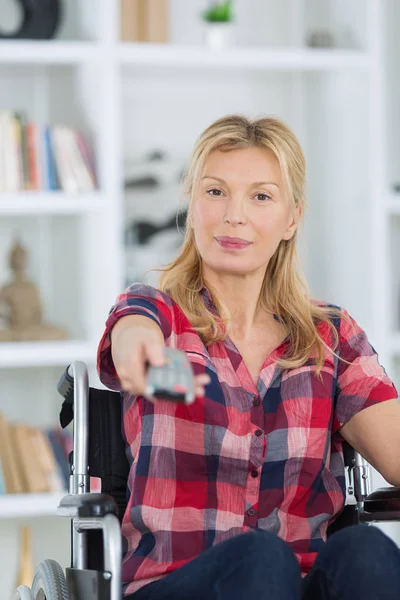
[
  {"left": 0, "top": 412, "right": 71, "bottom": 495},
  {"left": 0, "top": 111, "right": 97, "bottom": 193}
]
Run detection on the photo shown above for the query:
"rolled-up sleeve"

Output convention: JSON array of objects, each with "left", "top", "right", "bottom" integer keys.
[
  {"left": 333, "top": 309, "right": 398, "bottom": 442},
  {"left": 97, "top": 283, "right": 174, "bottom": 391}
]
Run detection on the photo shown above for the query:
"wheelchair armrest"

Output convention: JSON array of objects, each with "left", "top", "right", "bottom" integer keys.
[
  {"left": 360, "top": 486, "right": 400, "bottom": 522},
  {"left": 57, "top": 493, "right": 118, "bottom": 519}
]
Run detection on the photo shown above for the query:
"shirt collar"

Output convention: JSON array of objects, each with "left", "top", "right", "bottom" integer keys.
[{"left": 200, "top": 286, "right": 217, "bottom": 313}]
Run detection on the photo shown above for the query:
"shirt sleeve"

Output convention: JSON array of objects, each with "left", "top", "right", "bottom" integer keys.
[
  {"left": 97, "top": 283, "right": 174, "bottom": 391},
  {"left": 332, "top": 308, "right": 398, "bottom": 442}
]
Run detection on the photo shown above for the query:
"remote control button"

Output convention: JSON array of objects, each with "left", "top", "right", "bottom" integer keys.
[{"left": 173, "top": 384, "right": 187, "bottom": 393}]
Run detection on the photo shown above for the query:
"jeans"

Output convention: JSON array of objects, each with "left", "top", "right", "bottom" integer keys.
[{"left": 127, "top": 525, "right": 400, "bottom": 599}]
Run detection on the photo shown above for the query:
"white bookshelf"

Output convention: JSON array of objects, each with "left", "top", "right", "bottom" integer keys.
[
  {"left": 0, "top": 41, "right": 100, "bottom": 64},
  {"left": 0, "top": 191, "right": 106, "bottom": 215},
  {"left": 0, "top": 0, "right": 399, "bottom": 593},
  {"left": 118, "top": 43, "right": 370, "bottom": 70},
  {"left": 389, "top": 196, "right": 400, "bottom": 216},
  {"left": 0, "top": 340, "right": 97, "bottom": 369},
  {"left": 0, "top": 492, "right": 64, "bottom": 519},
  {"left": 392, "top": 334, "right": 400, "bottom": 356}
]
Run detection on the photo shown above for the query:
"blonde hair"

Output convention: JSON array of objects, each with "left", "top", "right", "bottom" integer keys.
[{"left": 156, "top": 115, "right": 350, "bottom": 377}]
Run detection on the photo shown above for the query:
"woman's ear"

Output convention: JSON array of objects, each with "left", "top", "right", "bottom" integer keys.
[{"left": 283, "top": 203, "right": 302, "bottom": 240}]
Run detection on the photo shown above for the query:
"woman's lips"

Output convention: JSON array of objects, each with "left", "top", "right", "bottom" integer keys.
[{"left": 215, "top": 236, "right": 252, "bottom": 249}]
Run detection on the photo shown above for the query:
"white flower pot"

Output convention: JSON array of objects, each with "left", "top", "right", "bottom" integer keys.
[{"left": 204, "top": 23, "right": 236, "bottom": 50}]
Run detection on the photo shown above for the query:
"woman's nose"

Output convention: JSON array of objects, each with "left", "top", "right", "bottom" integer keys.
[{"left": 223, "top": 199, "right": 247, "bottom": 225}]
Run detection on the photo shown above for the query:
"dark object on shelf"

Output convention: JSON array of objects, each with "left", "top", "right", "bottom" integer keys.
[
  {"left": 0, "top": 0, "right": 62, "bottom": 40},
  {"left": 125, "top": 176, "right": 159, "bottom": 189},
  {"left": 307, "top": 30, "right": 334, "bottom": 48},
  {"left": 126, "top": 210, "right": 188, "bottom": 245},
  {"left": 392, "top": 183, "right": 400, "bottom": 194}
]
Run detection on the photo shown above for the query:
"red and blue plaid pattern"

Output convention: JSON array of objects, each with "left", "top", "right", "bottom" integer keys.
[{"left": 97, "top": 284, "right": 398, "bottom": 596}]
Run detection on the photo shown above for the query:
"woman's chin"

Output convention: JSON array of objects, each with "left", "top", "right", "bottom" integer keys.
[{"left": 204, "top": 259, "right": 254, "bottom": 276}]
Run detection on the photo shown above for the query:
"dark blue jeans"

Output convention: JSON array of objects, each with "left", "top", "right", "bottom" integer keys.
[{"left": 128, "top": 525, "right": 400, "bottom": 599}]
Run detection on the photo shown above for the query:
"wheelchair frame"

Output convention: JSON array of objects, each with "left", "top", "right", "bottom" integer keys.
[
  {"left": 15, "top": 360, "right": 400, "bottom": 600},
  {"left": 56, "top": 361, "right": 122, "bottom": 600}
]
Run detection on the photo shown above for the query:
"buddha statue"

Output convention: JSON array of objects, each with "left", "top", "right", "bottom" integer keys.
[{"left": 0, "top": 239, "right": 68, "bottom": 342}]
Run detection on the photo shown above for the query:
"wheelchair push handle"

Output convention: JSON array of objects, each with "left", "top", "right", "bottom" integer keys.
[
  {"left": 57, "top": 364, "right": 74, "bottom": 401},
  {"left": 57, "top": 361, "right": 90, "bottom": 495}
]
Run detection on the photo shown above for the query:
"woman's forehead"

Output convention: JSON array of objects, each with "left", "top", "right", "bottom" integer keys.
[{"left": 202, "top": 147, "right": 282, "bottom": 185}]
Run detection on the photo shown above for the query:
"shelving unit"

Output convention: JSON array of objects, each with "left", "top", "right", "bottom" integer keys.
[
  {"left": 118, "top": 43, "right": 370, "bottom": 70},
  {"left": 392, "top": 334, "right": 400, "bottom": 356},
  {"left": 0, "top": 0, "right": 398, "bottom": 593},
  {"left": 0, "top": 41, "right": 100, "bottom": 64},
  {"left": 0, "top": 192, "right": 106, "bottom": 215},
  {"left": 0, "top": 340, "right": 97, "bottom": 369},
  {"left": 389, "top": 196, "right": 400, "bottom": 216},
  {"left": 0, "top": 492, "right": 64, "bottom": 519}
]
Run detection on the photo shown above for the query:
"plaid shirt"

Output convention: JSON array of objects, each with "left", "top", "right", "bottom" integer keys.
[{"left": 97, "top": 283, "right": 398, "bottom": 596}]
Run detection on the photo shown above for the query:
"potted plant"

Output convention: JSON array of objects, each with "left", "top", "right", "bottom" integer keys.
[{"left": 201, "top": 1, "right": 235, "bottom": 50}]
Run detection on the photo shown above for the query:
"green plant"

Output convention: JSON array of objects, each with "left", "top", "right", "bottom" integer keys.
[{"left": 202, "top": 1, "right": 233, "bottom": 23}]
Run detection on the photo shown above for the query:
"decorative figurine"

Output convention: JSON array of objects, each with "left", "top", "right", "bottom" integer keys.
[{"left": 0, "top": 239, "right": 67, "bottom": 342}]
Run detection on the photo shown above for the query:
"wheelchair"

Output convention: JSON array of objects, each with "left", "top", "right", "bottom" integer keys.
[{"left": 13, "top": 360, "right": 400, "bottom": 600}]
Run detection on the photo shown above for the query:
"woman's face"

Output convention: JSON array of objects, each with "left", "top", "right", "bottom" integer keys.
[{"left": 191, "top": 146, "right": 299, "bottom": 279}]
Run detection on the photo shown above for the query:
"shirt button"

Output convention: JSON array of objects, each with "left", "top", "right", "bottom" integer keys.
[
  {"left": 255, "top": 429, "right": 263, "bottom": 437},
  {"left": 252, "top": 397, "right": 261, "bottom": 406},
  {"left": 251, "top": 470, "right": 258, "bottom": 478},
  {"left": 247, "top": 508, "right": 256, "bottom": 516}
]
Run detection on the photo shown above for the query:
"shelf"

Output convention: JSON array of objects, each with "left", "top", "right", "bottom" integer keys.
[
  {"left": 0, "top": 191, "right": 106, "bottom": 216},
  {"left": 0, "top": 340, "right": 97, "bottom": 369},
  {"left": 393, "top": 334, "right": 400, "bottom": 356},
  {"left": 0, "top": 41, "right": 99, "bottom": 65},
  {"left": 389, "top": 196, "right": 400, "bottom": 215},
  {"left": 0, "top": 492, "right": 65, "bottom": 519},
  {"left": 119, "top": 43, "right": 370, "bottom": 71}
]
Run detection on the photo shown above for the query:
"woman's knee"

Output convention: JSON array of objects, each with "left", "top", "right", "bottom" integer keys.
[
  {"left": 318, "top": 524, "right": 400, "bottom": 575},
  {"left": 229, "top": 530, "right": 300, "bottom": 575}
]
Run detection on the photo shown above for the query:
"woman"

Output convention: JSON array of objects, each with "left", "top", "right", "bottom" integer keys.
[{"left": 98, "top": 115, "right": 400, "bottom": 599}]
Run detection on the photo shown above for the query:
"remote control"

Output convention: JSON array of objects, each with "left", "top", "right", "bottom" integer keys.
[{"left": 145, "top": 347, "right": 195, "bottom": 404}]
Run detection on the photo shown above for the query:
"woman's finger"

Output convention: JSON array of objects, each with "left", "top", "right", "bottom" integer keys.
[
  {"left": 195, "top": 374, "right": 211, "bottom": 384},
  {"left": 195, "top": 385, "right": 206, "bottom": 398}
]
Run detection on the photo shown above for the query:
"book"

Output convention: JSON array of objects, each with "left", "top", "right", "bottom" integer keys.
[
  {"left": 120, "top": 0, "right": 144, "bottom": 41},
  {"left": 120, "top": 0, "right": 169, "bottom": 43},
  {"left": 0, "top": 456, "right": 5, "bottom": 494},
  {"left": 0, "top": 111, "right": 97, "bottom": 192},
  {"left": 144, "top": 0, "right": 169, "bottom": 43},
  {"left": 32, "top": 428, "right": 65, "bottom": 493},
  {"left": 0, "top": 414, "right": 71, "bottom": 495},
  {"left": 0, "top": 414, "right": 24, "bottom": 494},
  {"left": 46, "top": 429, "right": 70, "bottom": 489},
  {"left": 12, "top": 423, "right": 50, "bottom": 494},
  {"left": 15, "top": 526, "right": 34, "bottom": 588}
]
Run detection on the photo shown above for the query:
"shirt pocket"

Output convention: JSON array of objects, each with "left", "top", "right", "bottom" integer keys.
[
  {"left": 280, "top": 359, "right": 335, "bottom": 426},
  {"left": 175, "top": 350, "right": 227, "bottom": 427}
]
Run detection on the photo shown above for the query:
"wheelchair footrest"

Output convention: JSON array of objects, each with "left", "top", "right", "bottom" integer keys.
[{"left": 57, "top": 493, "right": 118, "bottom": 518}]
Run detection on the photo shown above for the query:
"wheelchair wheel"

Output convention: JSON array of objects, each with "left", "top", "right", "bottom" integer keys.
[
  {"left": 14, "top": 586, "right": 34, "bottom": 599},
  {"left": 31, "top": 560, "right": 69, "bottom": 600}
]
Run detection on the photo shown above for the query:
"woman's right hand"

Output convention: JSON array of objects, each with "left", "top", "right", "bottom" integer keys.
[
  {"left": 112, "top": 320, "right": 166, "bottom": 396},
  {"left": 111, "top": 317, "right": 209, "bottom": 399}
]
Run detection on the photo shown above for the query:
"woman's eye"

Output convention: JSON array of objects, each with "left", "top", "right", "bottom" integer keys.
[
  {"left": 207, "top": 188, "right": 223, "bottom": 197},
  {"left": 256, "top": 193, "right": 271, "bottom": 202}
]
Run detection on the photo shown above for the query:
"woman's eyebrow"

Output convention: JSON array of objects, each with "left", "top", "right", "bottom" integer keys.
[{"left": 202, "top": 175, "right": 279, "bottom": 188}]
